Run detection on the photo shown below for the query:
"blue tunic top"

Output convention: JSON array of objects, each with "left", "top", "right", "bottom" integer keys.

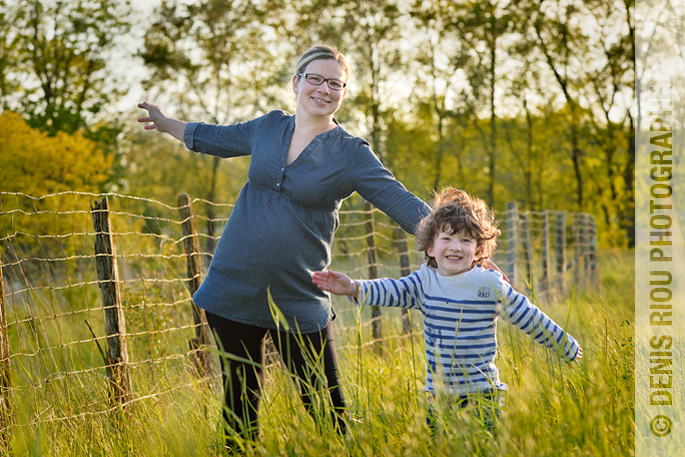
[{"left": 184, "top": 110, "right": 431, "bottom": 333}]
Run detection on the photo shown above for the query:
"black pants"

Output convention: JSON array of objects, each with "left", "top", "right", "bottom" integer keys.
[{"left": 205, "top": 312, "right": 347, "bottom": 441}]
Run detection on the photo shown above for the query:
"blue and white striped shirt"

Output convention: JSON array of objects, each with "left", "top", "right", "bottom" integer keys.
[{"left": 358, "top": 264, "right": 581, "bottom": 395}]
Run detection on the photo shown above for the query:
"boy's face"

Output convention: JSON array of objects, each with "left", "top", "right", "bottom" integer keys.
[{"left": 427, "top": 228, "right": 477, "bottom": 277}]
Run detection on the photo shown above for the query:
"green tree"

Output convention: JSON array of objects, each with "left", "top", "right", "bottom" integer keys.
[
  {"left": 584, "top": 0, "right": 635, "bottom": 246},
  {"left": 453, "top": 0, "right": 513, "bottom": 207},
  {"left": 517, "top": 0, "right": 593, "bottom": 210},
  {"left": 384, "top": 106, "right": 436, "bottom": 193},
  {"left": 336, "top": 1, "right": 403, "bottom": 160},
  {"left": 0, "top": 0, "right": 20, "bottom": 104},
  {"left": 0, "top": 111, "right": 110, "bottom": 194},
  {"left": 499, "top": 10, "right": 560, "bottom": 212},
  {"left": 410, "top": 0, "right": 514, "bottom": 206},
  {"left": 0, "top": 0, "right": 134, "bottom": 192},
  {"left": 514, "top": 0, "right": 634, "bottom": 245},
  {"left": 9, "top": 0, "right": 133, "bottom": 135},
  {"left": 410, "top": 1, "right": 470, "bottom": 192},
  {"left": 139, "top": 0, "right": 287, "bottom": 252}
]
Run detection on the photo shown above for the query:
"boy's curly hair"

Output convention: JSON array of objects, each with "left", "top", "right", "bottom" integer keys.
[{"left": 415, "top": 187, "right": 501, "bottom": 269}]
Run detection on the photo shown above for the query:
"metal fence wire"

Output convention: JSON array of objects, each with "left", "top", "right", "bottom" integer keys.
[{"left": 0, "top": 191, "right": 597, "bottom": 440}]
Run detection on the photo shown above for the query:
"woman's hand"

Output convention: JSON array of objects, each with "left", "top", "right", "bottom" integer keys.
[
  {"left": 484, "top": 259, "right": 510, "bottom": 283},
  {"left": 137, "top": 101, "right": 187, "bottom": 141},
  {"left": 312, "top": 270, "right": 358, "bottom": 297}
]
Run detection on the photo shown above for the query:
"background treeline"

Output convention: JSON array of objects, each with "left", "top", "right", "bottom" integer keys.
[{"left": 0, "top": 0, "right": 634, "bottom": 247}]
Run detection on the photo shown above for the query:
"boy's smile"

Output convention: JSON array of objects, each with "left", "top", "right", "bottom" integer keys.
[{"left": 427, "top": 228, "right": 477, "bottom": 276}]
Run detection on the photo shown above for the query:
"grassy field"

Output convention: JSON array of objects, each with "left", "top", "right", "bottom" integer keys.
[{"left": 10, "top": 249, "right": 634, "bottom": 456}]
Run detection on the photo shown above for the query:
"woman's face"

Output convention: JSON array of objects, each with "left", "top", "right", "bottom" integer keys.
[{"left": 293, "top": 59, "right": 347, "bottom": 119}]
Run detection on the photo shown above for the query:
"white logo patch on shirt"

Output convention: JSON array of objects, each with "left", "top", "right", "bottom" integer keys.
[{"left": 477, "top": 286, "right": 491, "bottom": 298}]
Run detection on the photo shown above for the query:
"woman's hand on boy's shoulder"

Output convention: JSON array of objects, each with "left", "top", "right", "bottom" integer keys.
[{"left": 483, "top": 259, "right": 510, "bottom": 283}]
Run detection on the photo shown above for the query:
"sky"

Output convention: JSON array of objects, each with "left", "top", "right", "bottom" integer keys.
[
  {"left": 111, "top": 0, "right": 634, "bottom": 125},
  {"left": 113, "top": 0, "right": 164, "bottom": 113}
]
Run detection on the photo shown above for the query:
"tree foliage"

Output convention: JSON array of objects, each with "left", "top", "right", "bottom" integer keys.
[
  {"left": 139, "top": 0, "right": 286, "bottom": 123},
  {"left": 137, "top": 0, "right": 289, "bottom": 251},
  {"left": 6, "top": 0, "right": 133, "bottom": 135},
  {"left": 0, "top": 111, "right": 110, "bottom": 195},
  {"left": 0, "top": 0, "right": 635, "bottom": 248},
  {"left": 0, "top": 0, "right": 20, "bottom": 103},
  {"left": 0, "top": 0, "right": 135, "bottom": 195},
  {"left": 0, "top": 111, "right": 112, "bottom": 260}
]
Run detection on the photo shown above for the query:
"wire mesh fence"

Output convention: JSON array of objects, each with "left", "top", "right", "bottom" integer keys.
[{"left": 0, "top": 191, "right": 597, "bottom": 444}]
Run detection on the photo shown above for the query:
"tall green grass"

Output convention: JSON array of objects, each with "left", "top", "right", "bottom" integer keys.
[{"left": 10, "top": 249, "right": 634, "bottom": 456}]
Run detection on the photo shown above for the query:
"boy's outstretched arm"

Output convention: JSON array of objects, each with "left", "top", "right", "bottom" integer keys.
[
  {"left": 494, "top": 274, "right": 582, "bottom": 364},
  {"left": 312, "top": 270, "right": 359, "bottom": 297}
]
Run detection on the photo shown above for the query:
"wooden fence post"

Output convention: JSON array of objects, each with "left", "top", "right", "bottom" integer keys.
[
  {"left": 506, "top": 202, "right": 519, "bottom": 289},
  {"left": 520, "top": 212, "right": 533, "bottom": 295},
  {"left": 555, "top": 212, "right": 567, "bottom": 295},
  {"left": 178, "top": 194, "right": 213, "bottom": 377},
  {"left": 178, "top": 194, "right": 214, "bottom": 379},
  {"left": 580, "top": 213, "right": 589, "bottom": 286},
  {"left": 587, "top": 214, "right": 598, "bottom": 287},
  {"left": 91, "top": 197, "right": 131, "bottom": 405},
  {"left": 574, "top": 213, "right": 582, "bottom": 286},
  {"left": 0, "top": 266, "right": 11, "bottom": 451},
  {"left": 364, "top": 201, "right": 383, "bottom": 349},
  {"left": 540, "top": 211, "right": 551, "bottom": 301},
  {"left": 395, "top": 227, "right": 412, "bottom": 334}
]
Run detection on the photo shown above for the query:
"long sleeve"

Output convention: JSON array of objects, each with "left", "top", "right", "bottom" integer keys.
[
  {"left": 182, "top": 112, "right": 277, "bottom": 158},
  {"left": 350, "top": 141, "right": 431, "bottom": 235},
  {"left": 359, "top": 271, "right": 425, "bottom": 310},
  {"left": 494, "top": 276, "right": 581, "bottom": 362}
]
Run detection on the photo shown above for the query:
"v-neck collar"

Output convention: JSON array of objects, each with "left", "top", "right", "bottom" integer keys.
[{"left": 284, "top": 116, "right": 341, "bottom": 168}]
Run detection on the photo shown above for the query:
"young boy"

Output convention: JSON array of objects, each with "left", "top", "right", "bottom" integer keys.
[{"left": 312, "top": 187, "right": 582, "bottom": 429}]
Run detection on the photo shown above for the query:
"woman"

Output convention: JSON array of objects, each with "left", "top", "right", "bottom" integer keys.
[{"left": 137, "top": 45, "right": 431, "bottom": 445}]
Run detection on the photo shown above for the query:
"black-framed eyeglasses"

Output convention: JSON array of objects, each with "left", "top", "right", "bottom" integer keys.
[{"left": 297, "top": 73, "right": 347, "bottom": 90}]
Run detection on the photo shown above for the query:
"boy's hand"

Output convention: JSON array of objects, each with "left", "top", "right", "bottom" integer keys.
[
  {"left": 312, "top": 270, "right": 358, "bottom": 296},
  {"left": 568, "top": 347, "right": 583, "bottom": 368}
]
